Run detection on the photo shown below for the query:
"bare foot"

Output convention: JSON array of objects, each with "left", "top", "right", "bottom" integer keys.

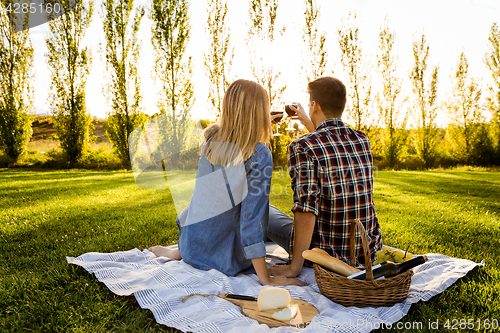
[{"left": 148, "top": 246, "right": 182, "bottom": 260}]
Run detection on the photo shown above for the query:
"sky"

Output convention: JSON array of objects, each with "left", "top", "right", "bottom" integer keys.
[{"left": 27, "top": 0, "right": 500, "bottom": 127}]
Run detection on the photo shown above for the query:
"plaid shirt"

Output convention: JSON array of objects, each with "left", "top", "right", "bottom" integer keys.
[{"left": 288, "top": 118, "right": 382, "bottom": 265}]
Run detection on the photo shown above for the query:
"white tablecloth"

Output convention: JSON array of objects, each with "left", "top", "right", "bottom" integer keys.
[{"left": 67, "top": 244, "right": 482, "bottom": 333}]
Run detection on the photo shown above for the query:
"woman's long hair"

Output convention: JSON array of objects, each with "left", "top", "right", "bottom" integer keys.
[{"left": 202, "top": 79, "right": 272, "bottom": 166}]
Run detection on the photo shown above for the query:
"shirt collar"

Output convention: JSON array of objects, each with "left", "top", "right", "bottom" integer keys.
[{"left": 316, "top": 118, "right": 345, "bottom": 131}]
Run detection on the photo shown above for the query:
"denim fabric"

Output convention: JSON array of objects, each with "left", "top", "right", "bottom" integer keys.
[
  {"left": 267, "top": 204, "right": 293, "bottom": 254},
  {"left": 175, "top": 143, "right": 272, "bottom": 276}
]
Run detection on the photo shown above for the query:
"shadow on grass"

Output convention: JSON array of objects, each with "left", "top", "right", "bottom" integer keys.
[
  {"left": 376, "top": 171, "right": 500, "bottom": 214},
  {"left": 375, "top": 171, "right": 500, "bottom": 263},
  {"left": 0, "top": 172, "right": 182, "bottom": 332},
  {"left": 0, "top": 171, "right": 139, "bottom": 209}
]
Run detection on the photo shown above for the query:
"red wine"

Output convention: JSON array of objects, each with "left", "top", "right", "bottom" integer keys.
[
  {"left": 285, "top": 104, "right": 297, "bottom": 117},
  {"left": 271, "top": 111, "right": 283, "bottom": 122},
  {"left": 347, "top": 255, "right": 428, "bottom": 280}
]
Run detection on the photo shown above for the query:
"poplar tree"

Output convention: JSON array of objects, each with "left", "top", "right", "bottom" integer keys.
[
  {"left": 204, "top": 0, "right": 233, "bottom": 121},
  {"left": 246, "top": 0, "right": 286, "bottom": 105},
  {"left": 301, "top": 0, "right": 328, "bottom": 82},
  {"left": 0, "top": 4, "right": 34, "bottom": 162},
  {"left": 46, "top": 0, "right": 94, "bottom": 164},
  {"left": 485, "top": 22, "right": 500, "bottom": 164},
  {"left": 409, "top": 34, "right": 439, "bottom": 169},
  {"left": 150, "top": 0, "right": 194, "bottom": 165},
  {"left": 376, "top": 18, "right": 406, "bottom": 168},
  {"left": 101, "top": 0, "right": 147, "bottom": 168},
  {"left": 446, "top": 52, "right": 491, "bottom": 165},
  {"left": 247, "top": 0, "right": 288, "bottom": 165},
  {"left": 337, "top": 12, "right": 372, "bottom": 131}
]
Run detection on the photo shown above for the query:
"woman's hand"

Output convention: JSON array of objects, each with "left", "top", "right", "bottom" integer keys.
[
  {"left": 288, "top": 103, "right": 315, "bottom": 133},
  {"left": 264, "top": 275, "right": 308, "bottom": 287},
  {"left": 270, "top": 112, "right": 284, "bottom": 125},
  {"left": 251, "top": 257, "right": 307, "bottom": 287}
]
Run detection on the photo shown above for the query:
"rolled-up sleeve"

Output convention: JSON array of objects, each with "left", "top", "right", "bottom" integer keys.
[
  {"left": 288, "top": 142, "right": 319, "bottom": 215},
  {"left": 240, "top": 148, "right": 273, "bottom": 259}
]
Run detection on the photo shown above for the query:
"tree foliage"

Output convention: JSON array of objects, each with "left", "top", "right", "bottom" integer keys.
[
  {"left": 204, "top": 0, "right": 233, "bottom": 121},
  {"left": 301, "top": 0, "right": 328, "bottom": 83},
  {"left": 376, "top": 18, "right": 407, "bottom": 168},
  {"left": 101, "top": 0, "right": 147, "bottom": 168},
  {"left": 485, "top": 22, "right": 500, "bottom": 164},
  {"left": 150, "top": 0, "right": 194, "bottom": 165},
  {"left": 247, "top": 0, "right": 287, "bottom": 165},
  {"left": 0, "top": 3, "right": 34, "bottom": 162},
  {"left": 270, "top": 120, "right": 293, "bottom": 167},
  {"left": 409, "top": 34, "right": 439, "bottom": 169},
  {"left": 246, "top": 0, "right": 286, "bottom": 105},
  {"left": 46, "top": 0, "right": 94, "bottom": 164},
  {"left": 445, "top": 52, "right": 493, "bottom": 165},
  {"left": 337, "top": 12, "right": 372, "bottom": 132}
]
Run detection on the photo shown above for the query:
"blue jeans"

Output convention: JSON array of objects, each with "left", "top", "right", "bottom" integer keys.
[{"left": 267, "top": 204, "right": 293, "bottom": 254}]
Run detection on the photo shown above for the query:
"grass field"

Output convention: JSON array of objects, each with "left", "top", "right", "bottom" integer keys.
[{"left": 1, "top": 169, "right": 499, "bottom": 332}]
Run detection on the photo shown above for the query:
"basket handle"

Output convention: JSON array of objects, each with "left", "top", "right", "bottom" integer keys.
[{"left": 349, "top": 219, "right": 375, "bottom": 282}]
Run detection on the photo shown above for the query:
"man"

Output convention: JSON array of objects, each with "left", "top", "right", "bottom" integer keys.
[{"left": 268, "top": 76, "right": 382, "bottom": 278}]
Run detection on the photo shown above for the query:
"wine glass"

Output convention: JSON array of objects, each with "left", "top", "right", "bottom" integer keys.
[
  {"left": 285, "top": 102, "right": 299, "bottom": 132},
  {"left": 270, "top": 105, "right": 284, "bottom": 137}
]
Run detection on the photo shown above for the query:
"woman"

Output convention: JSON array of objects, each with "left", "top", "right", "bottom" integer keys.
[{"left": 149, "top": 79, "right": 305, "bottom": 286}]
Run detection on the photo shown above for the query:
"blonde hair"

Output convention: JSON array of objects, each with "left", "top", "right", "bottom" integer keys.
[{"left": 202, "top": 79, "right": 272, "bottom": 166}]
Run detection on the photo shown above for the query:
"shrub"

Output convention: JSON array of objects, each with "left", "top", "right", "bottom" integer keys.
[
  {"left": 0, "top": 154, "right": 12, "bottom": 168},
  {"left": 271, "top": 121, "right": 293, "bottom": 168},
  {"left": 445, "top": 122, "right": 495, "bottom": 166},
  {"left": 77, "top": 147, "right": 124, "bottom": 170},
  {"left": 34, "top": 116, "right": 54, "bottom": 125},
  {"left": 20, "top": 153, "right": 46, "bottom": 167}
]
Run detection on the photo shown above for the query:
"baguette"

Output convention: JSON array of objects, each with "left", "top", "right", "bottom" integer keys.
[{"left": 302, "top": 248, "right": 360, "bottom": 276}]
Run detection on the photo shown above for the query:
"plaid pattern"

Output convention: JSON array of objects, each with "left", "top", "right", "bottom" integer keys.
[{"left": 288, "top": 118, "right": 382, "bottom": 265}]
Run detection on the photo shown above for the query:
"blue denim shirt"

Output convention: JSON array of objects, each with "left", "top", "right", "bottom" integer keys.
[{"left": 176, "top": 143, "right": 272, "bottom": 276}]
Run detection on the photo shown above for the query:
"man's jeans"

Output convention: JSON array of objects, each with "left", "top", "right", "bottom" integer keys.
[{"left": 267, "top": 204, "right": 293, "bottom": 254}]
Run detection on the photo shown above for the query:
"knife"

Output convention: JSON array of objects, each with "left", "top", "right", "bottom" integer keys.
[{"left": 222, "top": 293, "right": 257, "bottom": 301}]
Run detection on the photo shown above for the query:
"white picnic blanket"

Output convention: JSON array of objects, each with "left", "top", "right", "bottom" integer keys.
[{"left": 66, "top": 244, "right": 483, "bottom": 333}]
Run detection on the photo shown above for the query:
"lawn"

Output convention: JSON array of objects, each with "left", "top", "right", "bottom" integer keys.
[{"left": 0, "top": 169, "right": 499, "bottom": 332}]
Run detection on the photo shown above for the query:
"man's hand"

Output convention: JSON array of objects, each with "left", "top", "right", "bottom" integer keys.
[
  {"left": 251, "top": 257, "right": 307, "bottom": 287},
  {"left": 269, "top": 263, "right": 302, "bottom": 278},
  {"left": 289, "top": 104, "right": 315, "bottom": 133}
]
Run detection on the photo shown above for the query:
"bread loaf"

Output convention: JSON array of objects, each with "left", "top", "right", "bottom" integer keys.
[{"left": 302, "top": 248, "right": 360, "bottom": 276}]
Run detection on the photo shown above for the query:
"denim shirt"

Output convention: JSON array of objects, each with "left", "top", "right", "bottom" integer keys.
[{"left": 175, "top": 143, "right": 272, "bottom": 276}]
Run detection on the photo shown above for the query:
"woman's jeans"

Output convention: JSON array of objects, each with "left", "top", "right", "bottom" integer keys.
[{"left": 267, "top": 204, "right": 293, "bottom": 254}]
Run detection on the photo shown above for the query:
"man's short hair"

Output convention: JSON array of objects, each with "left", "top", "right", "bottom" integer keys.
[{"left": 307, "top": 77, "right": 346, "bottom": 117}]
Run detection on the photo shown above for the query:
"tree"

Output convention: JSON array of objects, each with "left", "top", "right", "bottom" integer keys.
[
  {"left": 376, "top": 18, "right": 407, "bottom": 168},
  {"left": 409, "top": 34, "right": 439, "bottom": 169},
  {"left": 101, "top": 0, "right": 147, "bottom": 168},
  {"left": 446, "top": 52, "right": 492, "bottom": 165},
  {"left": 301, "top": 0, "right": 328, "bottom": 83},
  {"left": 204, "top": 0, "right": 233, "bottom": 121},
  {"left": 247, "top": 0, "right": 287, "bottom": 164},
  {"left": 337, "top": 12, "right": 372, "bottom": 131},
  {"left": 484, "top": 22, "right": 500, "bottom": 164},
  {"left": 150, "top": 0, "right": 194, "bottom": 165},
  {"left": 46, "top": 0, "right": 94, "bottom": 164},
  {"left": 246, "top": 0, "right": 286, "bottom": 106},
  {"left": 0, "top": 3, "right": 34, "bottom": 162}
]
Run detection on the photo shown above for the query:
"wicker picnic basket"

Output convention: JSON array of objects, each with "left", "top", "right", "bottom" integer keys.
[{"left": 313, "top": 219, "right": 413, "bottom": 308}]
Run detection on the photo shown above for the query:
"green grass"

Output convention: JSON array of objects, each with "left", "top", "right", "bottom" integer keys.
[{"left": 1, "top": 169, "right": 499, "bottom": 332}]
